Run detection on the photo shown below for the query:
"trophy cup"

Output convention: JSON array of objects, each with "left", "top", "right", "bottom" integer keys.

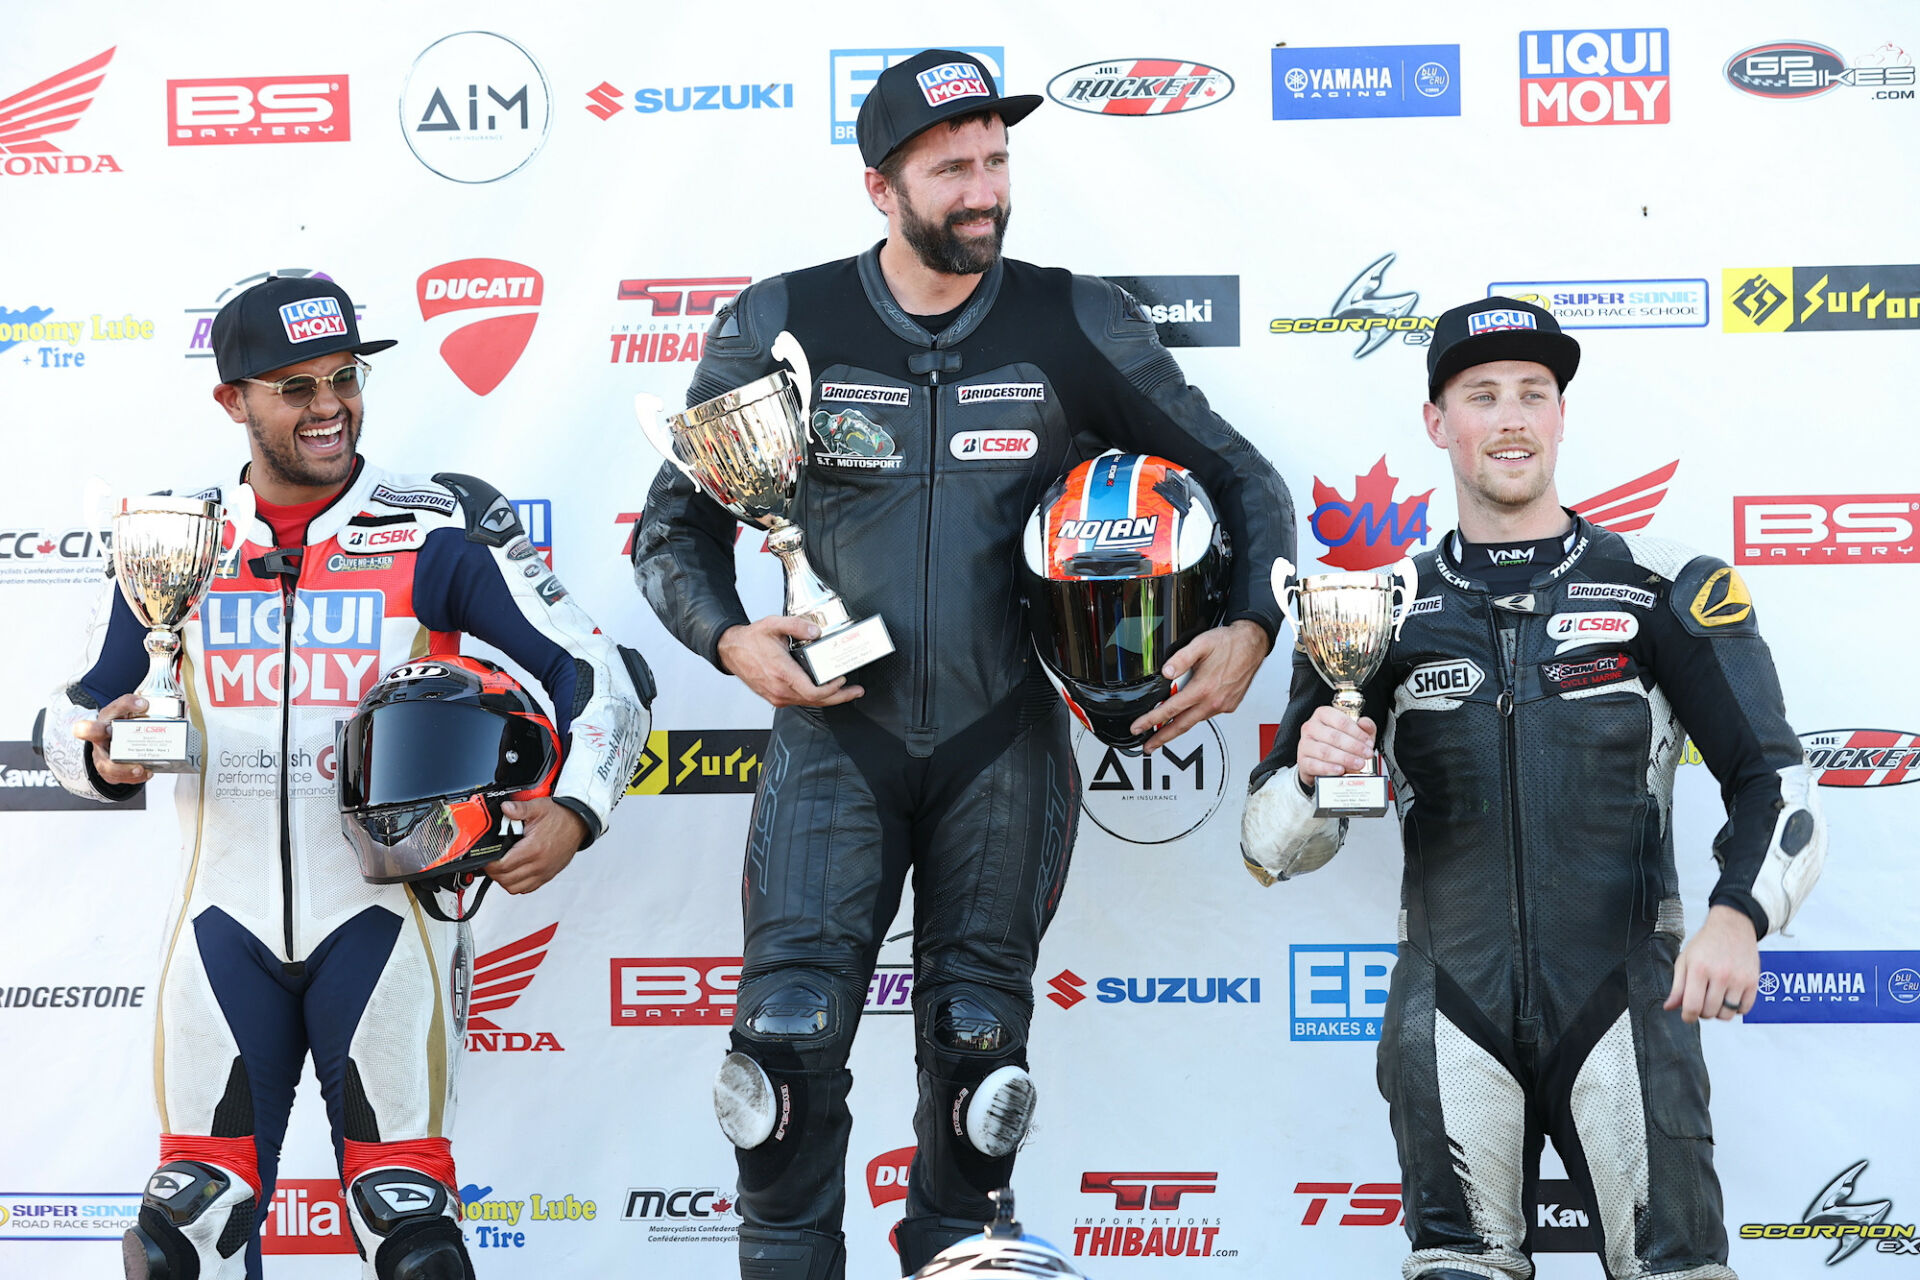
[
  {"left": 635, "top": 331, "right": 894, "bottom": 684},
  {"left": 108, "top": 486, "right": 254, "bottom": 770},
  {"left": 1273, "top": 556, "right": 1416, "bottom": 817}
]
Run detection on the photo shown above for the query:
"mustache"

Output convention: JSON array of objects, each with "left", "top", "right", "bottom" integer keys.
[{"left": 945, "top": 205, "right": 1005, "bottom": 229}]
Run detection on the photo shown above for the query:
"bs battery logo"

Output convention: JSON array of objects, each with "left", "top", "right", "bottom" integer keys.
[
  {"left": 1734, "top": 494, "right": 1918, "bottom": 563},
  {"left": 167, "top": 76, "right": 349, "bottom": 145},
  {"left": 417, "top": 259, "right": 543, "bottom": 395},
  {"left": 1310, "top": 456, "right": 1433, "bottom": 571}
]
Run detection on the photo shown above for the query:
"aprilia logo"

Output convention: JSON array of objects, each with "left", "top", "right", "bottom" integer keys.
[
  {"left": 1081, "top": 1172, "right": 1217, "bottom": 1211},
  {"left": 1735, "top": 495, "right": 1919, "bottom": 563},
  {"left": 168, "top": 77, "right": 349, "bottom": 145}
]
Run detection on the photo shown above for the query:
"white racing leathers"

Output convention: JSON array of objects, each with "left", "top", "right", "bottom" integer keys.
[
  {"left": 43, "top": 459, "right": 649, "bottom": 1279},
  {"left": 1243, "top": 518, "right": 1824, "bottom": 1280}
]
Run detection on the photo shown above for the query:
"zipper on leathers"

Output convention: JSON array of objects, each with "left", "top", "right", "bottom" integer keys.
[
  {"left": 1490, "top": 609, "right": 1527, "bottom": 1016},
  {"left": 919, "top": 368, "right": 941, "bottom": 726}
]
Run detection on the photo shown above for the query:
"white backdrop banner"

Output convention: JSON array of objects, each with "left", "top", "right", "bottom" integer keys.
[{"left": 2, "top": 1, "right": 1917, "bottom": 1277}]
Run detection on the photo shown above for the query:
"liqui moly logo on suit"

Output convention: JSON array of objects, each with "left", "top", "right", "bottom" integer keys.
[{"left": 200, "top": 590, "right": 385, "bottom": 707}]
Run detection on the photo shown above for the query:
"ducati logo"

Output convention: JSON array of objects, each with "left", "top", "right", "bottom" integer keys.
[{"left": 417, "top": 259, "right": 543, "bottom": 395}]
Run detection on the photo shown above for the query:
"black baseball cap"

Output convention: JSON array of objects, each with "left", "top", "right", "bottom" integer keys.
[
  {"left": 1426, "top": 296, "right": 1581, "bottom": 403},
  {"left": 856, "top": 49, "right": 1042, "bottom": 168},
  {"left": 211, "top": 275, "right": 396, "bottom": 383}
]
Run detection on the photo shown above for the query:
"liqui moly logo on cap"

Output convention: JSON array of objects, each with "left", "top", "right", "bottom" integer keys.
[
  {"left": 1468, "top": 308, "right": 1538, "bottom": 335},
  {"left": 279, "top": 296, "right": 347, "bottom": 343},
  {"left": 918, "top": 61, "right": 991, "bottom": 106}
]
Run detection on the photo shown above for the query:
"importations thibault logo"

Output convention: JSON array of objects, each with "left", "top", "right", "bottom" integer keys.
[
  {"left": 1045, "top": 59, "right": 1232, "bottom": 116},
  {"left": 1745, "top": 951, "right": 1920, "bottom": 1024},
  {"left": 1075, "top": 1171, "right": 1228, "bottom": 1259},
  {"left": 610, "top": 277, "right": 749, "bottom": 365}
]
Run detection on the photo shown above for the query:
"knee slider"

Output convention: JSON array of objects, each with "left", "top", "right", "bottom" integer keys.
[
  {"left": 720, "top": 969, "right": 856, "bottom": 1150},
  {"left": 123, "top": 1160, "right": 257, "bottom": 1279},
  {"left": 917, "top": 984, "right": 1036, "bottom": 1158}
]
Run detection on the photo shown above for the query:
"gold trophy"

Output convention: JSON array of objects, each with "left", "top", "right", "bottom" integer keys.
[
  {"left": 1273, "top": 556, "right": 1416, "bottom": 817},
  {"left": 108, "top": 487, "right": 253, "bottom": 769}
]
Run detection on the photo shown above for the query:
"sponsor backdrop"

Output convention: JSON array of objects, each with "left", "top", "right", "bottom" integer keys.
[{"left": 2, "top": 1, "right": 1916, "bottom": 1276}]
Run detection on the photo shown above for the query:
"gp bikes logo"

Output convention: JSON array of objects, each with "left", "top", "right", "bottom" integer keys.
[
  {"left": 1740, "top": 1161, "right": 1916, "bottom": 1264},
  {"left": 401, "top": 32, "right": 551, "bottom": 183},
  {"left": 1077, "top": 721, "right": 1228, "bottom": 845},
  {"left": 260, "top": 1180, "right": 354, "bottom": 1255},
  {"left": 1105, "top": 275, "right": 1240, "bottom": 347},
  {"left": 1075, "top": 1172, "right": 1224, "bottom": 1259},
  {"left": 868, "top": 1147, "right": 915, "bottom": 1207},
  {"left": 1270, "top": 45, "right": 1460, "bottom": 119},
  {"left": 0, "top": 48, "right": 123, "bottom": 176},
  {"left": 0, "top": 524, "right": 111, "bottom": 585},
  {"left": 1310, "top": 456, "right": 1432, "bottom": 570},
  {"left": 1290, "top": 944, "right": 1396, "bottom": 1041},
  {"left": 1724, "top": 265, "right": 1920, "bottom": 334},
  {"left": 418, "top": 259, "right": 543, "bottom": 395},
  {"left": 1270, "top": 254, "right": 1436, "bottom": 357},
  {"left": 1488, "top": 280, "right": 1707, "bottom": 329},
  {"left": 167, "top": 76, "right": 349, "bottom": 145},
  {"left": 1746, "top": 951, "right": 1920, "bottom": 1023},
  {"left": 1043, "top": 967, "right": 1261, "bottom": 1010},
  {"left": 1725, "top": 41, "right": 1915, "bottom": 101},
  {"left": 1046, "top": 59, "right": 1232, "bottom": 116},
  {"left": 609, "top": 957, "right": 739, "bottom": 1026},
  {"left": 0, "top": 741, "right": 143, "bottom": 812},
  {"left": 199, "top": 590, "right": 384, "bottom": 707},
  {"left": 609, "top": 277, "right": 750, "bottom": 366},
  {"left": 626, "top": 729, "right": 767, "bottom": 794},
  {"left": 466, "top": 924, "right": 564, "bottom": 1052},
  {"left": 1571, "top": 459, "right": 1678, "bottom": 533},
  {"left": 829, "top": 48, "right": 1005, "bottom": 144},
  {"left": 1799, "top": 729, "right": 1920, "bottom": 787},
  {"left": 1519, "top": 29, "right": 1670, "bottom": 126},
  {"left": 588, "top": 79, "right": 792, "bottom": 119},
  {"left": 1734, "top": 494, "right": 1919, "bottom": 563}
]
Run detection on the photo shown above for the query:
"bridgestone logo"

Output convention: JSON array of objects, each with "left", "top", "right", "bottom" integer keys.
[
  {"left": 819, "top": 382, "right": 909, "bottom": 406},
  {"left": 956, "top": 383, "right": 1045, "bottom": 403},
  {"left": 1406, "top": 596, "right": 1443, "bottom": 616},
  {"left": 1404, "top": 659, "right": 1483, "bottom": 699},
  {"left": 371, "top": 485, "right": 457, "bottom": 515},
  {"left": 1566, "top": 582, "right": 1656, "bottom": 609}
]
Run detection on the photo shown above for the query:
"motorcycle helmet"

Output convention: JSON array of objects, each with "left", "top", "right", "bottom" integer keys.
[
  {"left": 1021, "top": 453, "right": 1230, "bottom": 750},
  {"left": 910, "top": 1189, "right": 1085, "bottom": 1278},
  {"left": 336, "top": 655, "right": 560, "bottom": 921}
]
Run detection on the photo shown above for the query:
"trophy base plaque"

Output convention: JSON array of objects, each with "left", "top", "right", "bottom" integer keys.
[
  {"left": 1314, "top": 772, "right": 1388, "bottom": 818},
  {"left": 796, "top": 615, "right": 895, "bottom": 685},
  {"left": 109, "top": 719, "right": 196, "bottom": 772}
]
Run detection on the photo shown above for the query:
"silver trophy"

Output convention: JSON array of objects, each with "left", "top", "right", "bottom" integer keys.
[
  {"left": 1273, "top": 556, "right": 1416, "bottom": 817},
  {"left": 108, "top": 487, "right": 254, "bottom": 769},
  {"left": 635, "top": 332, "right": 894, "bottom": 684}
]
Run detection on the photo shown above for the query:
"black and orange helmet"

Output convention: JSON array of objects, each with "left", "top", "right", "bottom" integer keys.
[
  {"left": 336, "top": 655, "right": 560, "bottom": 920},
  {"left": 1021, "top": 454, "right": 1230, "bottom": 749}
]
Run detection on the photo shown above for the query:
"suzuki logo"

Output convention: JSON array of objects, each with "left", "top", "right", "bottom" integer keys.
[
  {"left": 585, "top": 82, "right": 623, "bottom": 120},
  {"left": 1046, "top": 969, "right": 1087, "bottom": 1009}
]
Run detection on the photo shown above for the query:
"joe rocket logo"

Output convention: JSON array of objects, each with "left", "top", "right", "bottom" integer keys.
[
  {"left": 829, "top": 48, "right": 1005, "bottom": 144},
  {"left": 466, "top": 924, "right": 564, "bottom": 1052},
  {"left": 1310, "top": 456, "right": 1432, "bottom": 571},
  {"left": 1271, "top": 44, "right": 1460, "bottom": 120},
  {"left": 0, "top": 48, "right": 123, "bottom": 177},
  {"left": 1290, "top": 944, "right": 1397, "bottom": 1041},
  {"left": 1046, "top": 59, "right": 1232, "bottom": 116},
  {"left": 1045, "top": 965, "right": 1261, "bottom": 1011},
  {"left": 1745, "top": 951, "right": 1920, "bottom": 1024},
  {"left": 1799, "top": 729, "right": 1920, "bottom": 787},
  {"left": 199, "top": 590, "right": 384, "bottom": 708},
  {"left": 418, "top": 259, "right": 543, "bottom": 396}
]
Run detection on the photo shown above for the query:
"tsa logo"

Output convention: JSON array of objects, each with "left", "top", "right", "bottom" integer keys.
[{"left": 1290, "top": 944, "right": 1397, "bottom": 1041}]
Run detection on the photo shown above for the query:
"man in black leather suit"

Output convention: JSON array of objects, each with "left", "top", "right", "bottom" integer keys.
[
  {"left": 1242, "top": 297, "right": 1826, "bottom": 1280},
  {"left": 633, "top": 49, "right": 1295, "bottom": 1280}
]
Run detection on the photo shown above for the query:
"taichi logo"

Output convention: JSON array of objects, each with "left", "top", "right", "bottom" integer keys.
[
  {"left": 466, "top": 924, "right": 563, "bottom": 1052},
  {"left": 0, "top": 48, "right": 122, "bottom": 176},
  {"left": 401, "top": 32, "right": 551, "bottom": 183},
  {"left": 1310, "top": 456, "right": 1432, "bottom": 571},
  {"left": 417, "top": 259, "right": 543, "bottom": 395}
]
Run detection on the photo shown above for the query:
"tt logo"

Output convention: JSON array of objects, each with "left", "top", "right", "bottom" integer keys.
[{"left": 1080, "top": 1172, "right": 1217, "bottom": 1211}]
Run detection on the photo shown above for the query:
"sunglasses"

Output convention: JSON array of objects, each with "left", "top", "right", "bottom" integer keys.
[{"left": 242, "top": 360, "right": 370, "bottom": 410}]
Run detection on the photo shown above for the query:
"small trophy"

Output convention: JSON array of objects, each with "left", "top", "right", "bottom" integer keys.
[
  {"left": 1273, "top": 556, "right": 1416, "bottom": 817},
  {"left": 108, "top": 487, "right": 253, "bottom": 770},
  {"left": 635, "top": 331, "right": 894, "bottom": 684}
]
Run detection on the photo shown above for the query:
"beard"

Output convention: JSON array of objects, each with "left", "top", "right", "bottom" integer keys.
[
  {"left": 245, "top": 400, "right": 362, "bottom": 491},
  {"left": 897, "top": 185, "right": 1011, "bottom": 276}
]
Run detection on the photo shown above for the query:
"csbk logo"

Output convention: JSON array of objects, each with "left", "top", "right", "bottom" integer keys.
[
  {"left": 0, "top": 48, "right": 122, "bottom": 176},
  {"left": 417, "top": 258, "right": 543, "bottom": 395},
  {"left": 1046, "top": 59, "right": 1233, "bottom": 116},
  {"left": 950, "top": 430, "right": 1037, "bottom": 459},
  {"left": 1799, "top": 729, "right": 1920, "bottom": 787},
  {"left": 1546, "top": 611, "right": 1638, "bottom": 652}
]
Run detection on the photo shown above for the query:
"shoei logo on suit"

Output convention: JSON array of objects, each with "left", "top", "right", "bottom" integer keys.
[
  {"left": 1270, "top": 254, "right": 1437, "bottom": 357},
  {"left": 625, "top": 729, "right": 767, "bottom": 794},
  {"left": 1402, "top": 659, "right": 1483, "bottom": 701},
  {"left": 1740, "top": 1161, "right": 1917, "bottom": 1264},
  {"left": 401, "top": 32, "right": 551, "bottom": 183},
  {"left": 1736, "top": 494, "right": 1919, "bottom": 562},
  {"left": 828, "top": 47, "right": 1006, "bottom": 144},
  {"left": 1310, "top": 456, "right": 1432, "bottom": 571},
  {"left": 259, "top": 1180, "right": 353, "bottom": 1255},
  {"left": 610, "top": 277, "right": 751, "bottom": 365},
  {"left": 1724, "top": 265, "right": 1920, "bottom": 334},
  {"left": 609, "top": 957, "right": 740, "bottom": 1026},
  {"left": 467, "top": 924, "right": 564, "bottom": 1052},
  {"left": 1270, "top": 45, "right": 1461, "bottom": 119},
  {"left": 1290, "top": 944, "right": 1396, "bottom": 1041},
  {"left": 1519, "top": 30, "right": 1670, "bottom": 125},
  {"left": 1104, "top": 275, "right": 1240, "bottom": 347},
  {"left": 0, "top": 1194, "right": 141, "bottom": 1240},
  {"left": 1746, "top": 952, "right": 1920, "bottom": 1024},
  {"left": 0, "top": 742, "right": 143, "bottom": 811},
  {"left": 1043, "top": 966, "right": 1261, "bottom": 1010},
  {"left": 868, "top": 1147, "right": 915, "bottom": 1207},
  {"left": 1046, "top": 59, "right": 1233, "bottom": 116},
  {"left": 1077, "top": 721, "right": 1228, "bottom": 844},
  {"left": 199, "top": 590, "right": 384, "bottom": 708},
  {"left": 418, "top": 259, "right": 543, "bottom": 396},
  {"left": 1800, "top": 729, "right": 1920, "bottom": 787},
  {"left": 0, "top": 48, "right": 122, "bottom": 176},
  {"left": 1726, "top": 41, "right": 1915, "bottom": 101},
  {"left": 167, "top": 75, "right": 349, "bottom": 145}
]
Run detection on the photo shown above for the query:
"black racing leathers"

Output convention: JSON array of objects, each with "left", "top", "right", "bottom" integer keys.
[
  {"left": 635, "top": 244, "right": 1294, "bottom": 1279},
  {"left": 1245, "top": 517, "right": 1823, "bottom": 1280}
]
